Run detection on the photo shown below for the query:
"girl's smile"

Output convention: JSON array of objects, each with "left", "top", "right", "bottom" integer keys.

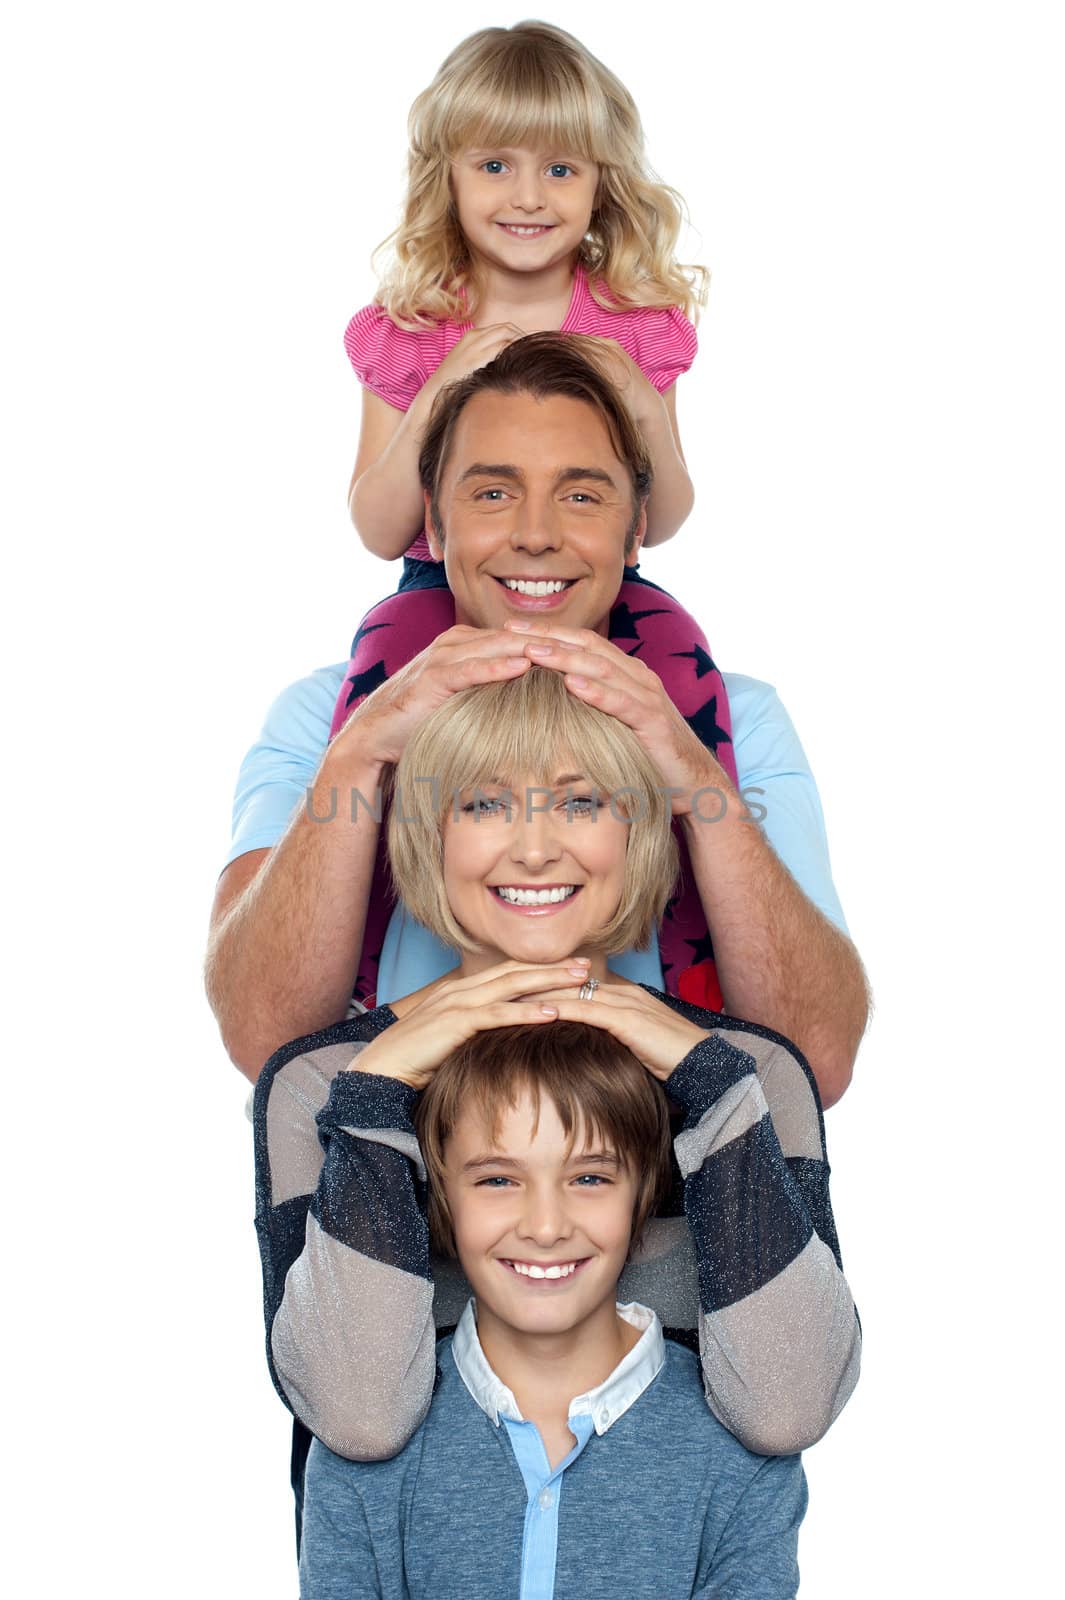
[{"left": 450, "top": 147, "right": 599, "bottom": 282}]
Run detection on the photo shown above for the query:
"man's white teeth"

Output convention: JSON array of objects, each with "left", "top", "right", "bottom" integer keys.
[
  {"left": 503, "top": 578, "right": 569, "bottom": 596},
  {"left": 511, "top": 1261, "right": 578, "bottom": 1279},
  {"left": 496, "top": 886, "right": 577, "bottom": 905}
]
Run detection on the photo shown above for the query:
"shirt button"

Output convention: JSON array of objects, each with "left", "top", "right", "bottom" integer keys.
[
  {"left": 538, "top": 1489, "right": 554, "bottom": 1511},
  {"left": 597, "top": 1408, "right": 610, "bottom": 1427}
]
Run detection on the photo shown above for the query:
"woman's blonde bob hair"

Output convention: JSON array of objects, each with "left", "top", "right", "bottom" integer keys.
[
  {"left": 387, "top": 667, "right": 678, "bottom": 957},
  {"left": 375, "top": 21, "right": 708, "bottom": 326}
]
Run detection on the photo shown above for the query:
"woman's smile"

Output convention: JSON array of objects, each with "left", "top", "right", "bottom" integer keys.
[{"left": 443, "top": 770, "right": 629, "bottom": 966}]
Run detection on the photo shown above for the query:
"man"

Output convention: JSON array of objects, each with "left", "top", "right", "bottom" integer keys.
[{"left": 207, "top": 335, "right": 868, "bottom": 1105}]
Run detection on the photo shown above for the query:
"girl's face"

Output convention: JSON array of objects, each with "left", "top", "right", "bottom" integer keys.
[
  {"left": 442, "top": 767, "right": 630, "bottom": 971},
  {"left": 450, "top": 146, "right": 599, "bottom": 283}
]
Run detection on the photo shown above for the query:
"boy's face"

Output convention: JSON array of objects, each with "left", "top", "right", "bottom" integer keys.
[{"left": 443, "top": 1090, "right": 637, "bottom": 1343}]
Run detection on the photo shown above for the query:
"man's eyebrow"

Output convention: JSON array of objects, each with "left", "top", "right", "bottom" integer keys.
[
  {"left": 554, "top": 466, "right": 618, "bottom": 490},
  {"left": 456, "top": 463, "right": 524, "bottom": 486}
]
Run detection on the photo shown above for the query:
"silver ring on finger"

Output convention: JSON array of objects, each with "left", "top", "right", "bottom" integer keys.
[{"left": 578, "top": 978, "right": 600, "bottom": 1001}]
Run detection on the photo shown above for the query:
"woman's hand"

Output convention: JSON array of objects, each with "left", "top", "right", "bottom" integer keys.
[
  {"left": 344, "top": 960, "right": 592, "bottom": 1090},
  {"left": 539, "top": 980, "right": 710, "bottom": 1082}
]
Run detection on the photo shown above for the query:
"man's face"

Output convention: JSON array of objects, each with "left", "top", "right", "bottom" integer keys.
[{"left": 425, "top": 390, "right": 645, "bottom": 635}]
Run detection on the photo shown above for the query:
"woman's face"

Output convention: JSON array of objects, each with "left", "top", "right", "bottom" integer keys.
[{"left": 442, "top": 767, "right": 630, "bottom": 970}]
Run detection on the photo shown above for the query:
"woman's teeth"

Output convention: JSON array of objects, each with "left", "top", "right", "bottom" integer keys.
[
  {"left": 494, "top": 886, "right": 577, "bottom": 905},
  {"left": 508, "top": 1261, "right": 579, "bottom": 1279},
  {"left": 502, "top": 578, "right": 569, "bottom": 596}
]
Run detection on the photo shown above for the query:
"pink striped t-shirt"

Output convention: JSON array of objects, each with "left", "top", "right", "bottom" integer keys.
[{"left": 344, "top": 267, "right": 697, "bottom": 560}]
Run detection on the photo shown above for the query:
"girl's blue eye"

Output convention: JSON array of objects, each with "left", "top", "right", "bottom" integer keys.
[
  {"left": 548, "top": 164, "right": 573, "bottom": 178},
  {"left": 482, "top": 160, "right": 506, "bottom": 175}
]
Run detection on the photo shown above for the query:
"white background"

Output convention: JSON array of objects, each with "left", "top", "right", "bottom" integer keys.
[{"left": 3, "top": 2, "right": 1061, "bottom": 1593}]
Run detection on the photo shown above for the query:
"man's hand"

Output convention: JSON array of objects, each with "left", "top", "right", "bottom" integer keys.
[
  {"left": 502, "top": 621, "right": 729, "bottom": 813},
  {"left": 332, "top": 626, "right": 533, "bottom": 770}
]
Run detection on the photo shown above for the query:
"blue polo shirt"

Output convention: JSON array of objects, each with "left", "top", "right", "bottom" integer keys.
[{"left": 298, "top": 1302, "right": 807, "bottom": 1599}]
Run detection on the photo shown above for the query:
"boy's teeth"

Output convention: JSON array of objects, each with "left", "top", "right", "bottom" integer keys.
[
  {"left": 503, "top": 578, "right": 568, "bottom": 596},
  {"left": 496, "top": 886, "right": 576, "bottom": 906},
  {"left": 511, "top": 1261, "right": 578, "bottom": 1279}
]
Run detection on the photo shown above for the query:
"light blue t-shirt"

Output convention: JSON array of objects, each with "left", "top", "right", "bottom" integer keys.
[{"left": 225, "top": 665, "right": 847, "bottom": 1004}]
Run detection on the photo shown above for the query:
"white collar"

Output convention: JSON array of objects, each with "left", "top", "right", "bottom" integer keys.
[{"left": 451, "top": 1299, "right": 664, "bottom": 1436}]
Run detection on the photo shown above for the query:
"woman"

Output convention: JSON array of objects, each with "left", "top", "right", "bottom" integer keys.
[{"left": 254, "top": 669, "right": 860, "bottom": 1497}]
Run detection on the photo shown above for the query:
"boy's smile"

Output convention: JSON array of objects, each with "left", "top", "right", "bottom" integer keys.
[{"left": 443, "top": 1091, "right": 638, "bottom": 1350}]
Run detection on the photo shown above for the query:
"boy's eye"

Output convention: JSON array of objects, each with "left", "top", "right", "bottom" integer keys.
[
  {"left": 476, "top": 1175, "right": 514, "bottom": 1188},
  {"left": 573, "top": 1173, "right": 609, "bottom": 1186}
]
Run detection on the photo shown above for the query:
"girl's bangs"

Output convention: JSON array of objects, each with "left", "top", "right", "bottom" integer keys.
[{"left": 441, "top": 68, "right": 610, "bottom": 163}]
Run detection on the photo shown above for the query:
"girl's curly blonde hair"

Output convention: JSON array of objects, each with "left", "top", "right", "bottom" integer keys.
[{"left": 375, "top": 21, "right": 708, "bottom": 328}]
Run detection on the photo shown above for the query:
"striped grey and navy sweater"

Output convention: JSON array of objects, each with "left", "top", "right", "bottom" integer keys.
[{"left": 253, "top": 990, "right": 860, "bottom": 1464}]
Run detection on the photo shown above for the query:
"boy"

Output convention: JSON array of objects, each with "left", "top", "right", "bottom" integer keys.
[{"left": 295, "top": 1024, "right": 806, "bottom": 1599}]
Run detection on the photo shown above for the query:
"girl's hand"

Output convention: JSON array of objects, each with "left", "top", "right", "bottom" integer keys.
[
  {"left": 535, "top": 979, "right": 710, "bottom": 1082},
  {"left": 584, "top": 338, "right": 665, "bottom": 428},
  {"left": 423, "top": 324, "right": 526, "bottom": 403},
  {"left": 344, "top": 960, "right": 592, "bottom": 1090}
]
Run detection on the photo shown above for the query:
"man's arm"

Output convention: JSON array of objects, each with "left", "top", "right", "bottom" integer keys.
[
  {"left": 680, "top": 784, "right": 868, "bottom": 1108},
  {"left": 502, "top": 625, "right": 869, "bottom": 1107},
  {"left": 206, "top": 631, "right": 533, "bottom": 1081}
]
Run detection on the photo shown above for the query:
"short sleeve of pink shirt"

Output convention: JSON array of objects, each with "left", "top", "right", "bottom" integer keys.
[
  {"left": 343, "top": 269, "right": 697, "bottom": 411},
  {"left": 343, "top": 305, "right": 448, "bottom": 412}
]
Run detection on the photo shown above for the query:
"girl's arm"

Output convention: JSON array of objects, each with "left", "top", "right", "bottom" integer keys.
[
  {"left": 639, "top": 383, "right": 695, "bottom": 547},
  {"left": 589, "top": 342, "right": 695, "bottom": 547},
  {"left": 348, "top": 325, "right": 523, "bottom": 560},
  {"left": 348, "top": 389, "right": 435, "bottom": 560}
]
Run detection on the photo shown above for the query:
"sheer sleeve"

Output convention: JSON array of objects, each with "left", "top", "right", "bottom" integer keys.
[
  {"left": 660, "top": 1005, "right": 861, "bottom": 1455},
  {"left": 253, "top": 1016, "right": 438, "bottom": 1460}
]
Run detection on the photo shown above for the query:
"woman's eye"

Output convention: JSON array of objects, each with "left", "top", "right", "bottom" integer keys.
[
  {"left": 562, "top": 794, "right": 600, "bottom": 816},
  {"left": 460, "top": 794, "right": 511, "bottom": 817}
]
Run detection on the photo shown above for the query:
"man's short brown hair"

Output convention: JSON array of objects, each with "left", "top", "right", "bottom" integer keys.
[
  {"left": 417, "top": 332, "right": 654, "bottom": 549},
  {"left": 413, "top": 1022, "right": 672, "bottom": 1258}
]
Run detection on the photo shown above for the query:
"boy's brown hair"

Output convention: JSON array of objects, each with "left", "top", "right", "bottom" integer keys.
[{"left": 413, "top": 1022, "right": 672, "bottom": 1257}]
